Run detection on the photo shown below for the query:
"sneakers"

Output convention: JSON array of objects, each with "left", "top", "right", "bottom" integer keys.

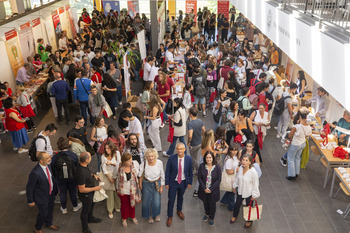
[
  {"left": 162, "top": 151, "right": 170, "bottom": 157},
  {"left": 13, "top": 147, "right": 18, "bottom": 151},
  {"left": 60, "top": 207, "right": 68, "bottom": 214},
  {"left": 108, "top": 213, "right": 113, "bottom": 219},
  {"left": 276, "top": 133, "right": 282, "bottom": 139},
  {"left": 203, "top": 110, "right": 207, "bottom": 117},
  {"left": 193, "top": 190, "right": 198, "bottom": 197},
  {"left": 203, "top": 215, "right": 209, "bottom": 222},
  {"left": 209, "top": 220, "right": 214, "bottom": 226},
  {"left": 274, "top": 126, "right": 278, "bottom": 130},
  {"left": 280, "top": 157, "right": 287, "bottom": 167},
  {"left": 18, "top": 148, "right": 28, "bottom": 154},
  {"left": 115, "top": 209, "right": 120, "bottom": 213},
  {"left": 73, "top": 202, "right": 82, "bottom": 212},
  {"left": 155, "top": 216, "right": 160, "bottom": 222},
  {"left": 160, "top": 123, "right": 165, "bottom": 128},
  {"left": 147, "top": 217, "right": 154, "bottom": 223}
]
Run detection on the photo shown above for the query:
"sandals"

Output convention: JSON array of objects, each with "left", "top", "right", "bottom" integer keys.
[
  {"left": 121, "top": 220, "right": 127, "bottom": 228},
  {"left": 132, "top": 218, "right": 138, "bottom": 225}
]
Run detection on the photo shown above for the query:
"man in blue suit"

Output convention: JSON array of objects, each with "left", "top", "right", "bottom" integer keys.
[
  {"left": 26, "top": 152, "right": 59, "bottom": 233},
  {"left": 165, "top": 142, "right": 193, "bottom": 227}
]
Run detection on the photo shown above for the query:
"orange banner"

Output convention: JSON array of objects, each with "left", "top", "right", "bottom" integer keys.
[{"left": 185, "top": 0, "right": 197, "bottom": 16}]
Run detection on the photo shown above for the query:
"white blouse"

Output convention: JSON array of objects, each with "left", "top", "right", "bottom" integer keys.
[
  {"left": 101, "top": 151, "right": 121, "bottom": 179},
  {"left": 233, "top": 166, "right": 260, "bottom": 199},
  {"left": 253, "top": 110, "right": 270, "bottom": 137},
  {"left": 138, "top": 159, "right": 165, "bottom": 186}
]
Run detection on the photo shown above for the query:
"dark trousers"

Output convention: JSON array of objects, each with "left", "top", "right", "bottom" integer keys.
[
  {"left": 220, "top": 191, "right": 236, "bottom": 211},
  {"left": 105, "top": 96, "right": 116, "bottom": 116},
  {"left": 167, "top": 180, "right": 186, "bottom": 217},
  {"left": 56, "top": 98, "right": 70, "bottom": 123},
  {"left": 57, "top": 181, "right": 78, "bottom": 209},
  {"left": 116, "top": 85, "right": 123, "bottom": 102},
  {"left": 254, "top": 137, "right": 263, "bottom": 162},
  {"left": 202, "top": 193, "right": 217, "bottom": 220},
  {"left": 233, "top": 194, "right": 252, "bottom": 222},
  {"left": 79, "top": 101, "right": 92, "bottom": 126},
  {"left": 35, "top": 192, "right": 55, "bottom": 230},
  {"left": 221, "top": 31, "right": 228, "bottom": 43},
  {"left": 26, "top": 117, "right": 35, "bottom": 130},
  {"left": 226, "top": 130, "right": 236, "bottom": 145},
  {"left": 79, "top": 192, "right": 95, "bottom": 231}
]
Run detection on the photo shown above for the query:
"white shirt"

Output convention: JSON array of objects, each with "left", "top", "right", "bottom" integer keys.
[
  {"left": 138, "top": 160, "right": 165, "bottom": 185},
  {"left": 128, "top": 117, "right": 144, "bottom": 146},
  {"left": 175, "top": 156, "right": 186, "bottom": 181},
  {"left": 291, "top": 124, "right": 312, "bottom": 146},
  {"left": 36, "top": 131, "right": 53, "bottom": 156},
  {"left": 233, "top": 166, "right": 260, "bottom": 198},
  {"left": 183, "top": 91, "right": 192, "bottom": 110},
  {"left": 207, "top": 49, "right": 215, "bottom": 57},
  {"left": 149, "top": 66, "right": 159, "bottom": 82},
  {"left": 165, "top": 50, "right": 174, "bottom": 68},
  {"left": 58, "top": 38, "right": 67, "bottom": 50},
  {"left": 87, "top": 52, "right": 95, "bottom": 62},
  {"left": 39, "top": 164, "right": 53, "bottom": 193},
  {"left": 224, "top": 156, "right": 240, "bottom": 172},
  {"left": 101, "top": 152, "right": 120, "bottom": 179},
  {"left": 174, "top": 107, "right": 187, "bottom": 137},
  {"left": 74, "top": 50, "right": 85, "bottom": 59},
  {"left": 143, "top": 62, "right": 152, "bottom": 81}
]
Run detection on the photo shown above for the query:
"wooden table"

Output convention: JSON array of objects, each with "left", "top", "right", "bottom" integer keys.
[
  {"left": 24, "top": 74, "right": 49, "bottom": 98},
  {"left": 329, "top": 168, "right": 350, "bottom": 197},
  {"left": 310, "top": 135, "right": 350, "bottom": 188}
]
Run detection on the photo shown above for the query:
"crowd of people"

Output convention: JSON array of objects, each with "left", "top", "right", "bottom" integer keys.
[{"left": 0, "top": 5, "right": 349, "bottom": 233}]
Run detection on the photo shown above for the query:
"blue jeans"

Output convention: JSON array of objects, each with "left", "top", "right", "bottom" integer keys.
[
  {"left": 220, "top": 191, "right": 235, "bottom": 211},
  {"left": 166, "top": 135, "right": 186, "bottom": 156},
  {"left": 287, "top": 142, "right": 306, "bottom": 177},
  {"left": 133, "top": 69, "right": 140, "bottom": 82},
  {"left": 162, "top": 102, "right": 169, "bottom": 122},
  {"left": 116, "top": 85, "right": 123, "bottom": 102},
  {"left": 142, "top": 180, "right": 161, "bottom": 218},
  {"left": 79, "top": 101, "right": 92, "bottom": 126},
  {"left": 214, "top": 116, "right": 222, "bottom": 131},
  {"left": 283, "top": 152, "right": 287, "bottom": 159}
]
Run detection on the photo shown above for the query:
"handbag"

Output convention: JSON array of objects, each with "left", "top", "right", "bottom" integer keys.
[
  {"left": 93, "top": 184, "right": 108, "bottom": 202},
  {"left": 321, "top": 123, "right": 331, "bottom": 146},
  {"left": 97, "top": 170, "right": 116, "bottom": 191},
  {"left": 103, "top": 102, "right": 113, "bottom": 118},
  {"left": 167, "top": 122, "right": 174, "bottom": 143},
  {"left": 217, "top": 69, "right": 224, "bottom": 90},
  {"left": 220, "top": 170, "right": 236, "bottom": 191},
  {"left": 257, "top": 126, "right": 264, "bottom": 150},
  {"left": 333, "top": 146, "right": 349, "bottom": 160},
  {"left": 209, "top": 90, "right": 217, "bottom": 103},
  {"left": 243, "top": 200, "right": 263, "bottom": 221}
]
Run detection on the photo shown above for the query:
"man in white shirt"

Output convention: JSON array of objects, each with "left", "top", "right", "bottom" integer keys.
[
  {"left": 74, "top": 45, "right": 85, "bottom": 61},
  {"left": 36, "top": 123, "right": 57, "bottom": 157},
  {"left": 149, "top": 63, "right": 159, "bottom": 82},
  {"left": 122, "top": 111, "right": 145, "bottom": 147},
  {"left": 165, "top": 44, "right": 178, "bottom": 70},
  {"left": 86, "top": 47, "right": 95, "bottom": 62},
  {"left": 143, "top": 56, "right": 154, "bottom": 81}
]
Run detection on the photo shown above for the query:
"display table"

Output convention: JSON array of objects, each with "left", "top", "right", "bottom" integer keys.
[
  {"left": 310, "top": 135, "right": 350, "bottom": 188},
  {"left": 24, "top": 72, "right": 49, "bottom": 98},
  {"left": 329, "top": 168, "right": 350, "bottom": 198}
]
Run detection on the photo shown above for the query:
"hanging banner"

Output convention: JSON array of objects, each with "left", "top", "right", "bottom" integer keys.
[
  {"left": 168, "top": 0, "right": 176, "bottom": 18},
  {"left": 157, "top": 0, "right": 166, "bottom": 45},
  {"left": 52, "top": 10, "right": 62, "bottom": 35},
  {"left": 185, "top": 0, "right": 197, "bottom": 16},
  {"left": 19, "top": 22, "right": 36, "bottom": 60},
  {"left": 5, "top": 29, "right": 24, "bottom": 76},
  {"left": 103, "top": 0, "right": 120, "bottom": 16},
  {"left": 58, "top": 7, "right": 65, "bottom": 14},
  {"left": 218, "top": 0, "right": 230, "bottom": 20},
  {"left": 65, "top": 5, "right": 77, "bottom": 38},
  {"left": 123, "top": 53, "right": 130, "bottom": 99},
  {"left": 31, "top": 18, "right": 41, "bottom": 28},
  {"left": 127, "top": 0, "right": 139, "bottom": 18},
  {"left": 137, "top": 30, "right": 146, "bottom": 60},
  {"left": 44, "top": 19, "right": 58, "bottom": 51}
]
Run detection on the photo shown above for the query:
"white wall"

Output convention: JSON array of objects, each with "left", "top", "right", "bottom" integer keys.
[{"left": 231, "top": 0, "right": 350, "bottom": 114}]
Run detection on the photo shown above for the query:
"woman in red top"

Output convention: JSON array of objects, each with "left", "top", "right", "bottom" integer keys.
[
  {"left": 3, "top": 98, "right": 29, "bottom": 153},
  {"left": 257, "top": 83, "right": 269, "bottom": 112},
  {"left": 91, "top": 66, "right": 102, "bottom": 89},
  {"left": 156, "top": 71, "right": 170, "bottom": 124}
]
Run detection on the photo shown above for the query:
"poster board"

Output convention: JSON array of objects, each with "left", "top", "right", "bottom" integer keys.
[
  {"left": 157, "top": 0, "right": 166, "bottom": 45},
  {"left": 102, "top": 0, "right": 120, "bottom": 16},
  {"left": 185, "top": 0, "right": 197, "bottom": 17},
  {"left": 218, "top": 0, "right": 230, "bottom": 19},
  {"left": 52, "top": 10, "right": 62, "bottom": 35},
  {"left": 31, "top": 17, "right": 42, "bottom": 51},
  {"left": 5, "top": 29, "right": 24, "bottom": 76},
  {"left": 18, "top": 22, "right": 36, "bottom": 60},
  {"left": 66, "top": 5, "right": 77, "bottom": 38},
  {"left": 44, "top": 19, "right": 58, "bottom": 51},
  {"left": 127, "top": 0, "right": 139, "bottom": 18},
  {"left": 137, "top": 30, "right": 146, "bottom": 61}
]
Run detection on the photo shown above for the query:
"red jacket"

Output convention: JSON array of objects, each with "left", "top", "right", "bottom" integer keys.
[{"left": 219, "top": 65, "right": 235, "bottom": 83}]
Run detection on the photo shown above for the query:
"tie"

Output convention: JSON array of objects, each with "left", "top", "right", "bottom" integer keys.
[
  {"left": 178, "top": 158, "right": 182, "bottom": 184},
  {"left": 46, "top": 167, "right": 52, "bottom": 195}
]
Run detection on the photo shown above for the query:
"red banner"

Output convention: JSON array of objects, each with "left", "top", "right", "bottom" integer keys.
[
  {"left": 185, "top": 0, "right": 197, "bottom": 16},
  {"left": 20, "top": 22, "right": 30, "bottom": 30},
  {"left": 52, "top": 10, "right": 62, "bottom": 34},
  {"left": 218, "top": 0, "right": 230, "bottom": 20},
  {"left": 5, "top": 29, "right": 17, "bottom": 41},
  {"left": 31, "top": 17, "right": 40, "bottom": 27},
  {"left": 58, "top": 7, "right": 65, "bottom": 14}
]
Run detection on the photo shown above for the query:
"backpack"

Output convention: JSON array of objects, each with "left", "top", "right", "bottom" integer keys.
[
  {"left": 249, "top": 80, "right": 262, "bottom": 96},
  {"left": 52, "top": 152, "right": 75, "bottom": 181},
  {"left": 194, "top": 76, "right": 206, "bottom": 98},
  {"left": 28, "top": 135, "right": 47, "bottom": 162},
  {"left": 213, "top": 99, "right": 223, "bottom": 123},
  {"left": 273, "top": 95, "right": 291, "bottom": 116},
  {"left": 248, "top": 93, "right": 259, "bottom": 109},
  {"left": 265, "top": 86, "right": 276, "bottom": 110},
  {"left": 238, "top": 96, "right": 248, "bottom": 110}
]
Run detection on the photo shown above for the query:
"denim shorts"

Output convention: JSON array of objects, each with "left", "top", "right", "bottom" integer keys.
[{"left": 194, "top": 96, "right": 205, "bottom": 105}]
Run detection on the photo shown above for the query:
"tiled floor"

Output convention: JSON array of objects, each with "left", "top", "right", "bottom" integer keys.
[{"left": 0, "top": 82, "right": 349, "bottom": 233}]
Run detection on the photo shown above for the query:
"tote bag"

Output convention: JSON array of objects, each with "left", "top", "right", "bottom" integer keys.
[
  {"left": 96, "top": 170, "right": 116, "bottom": 191},
  {"left": 220, "top": 170, "right": 236, "bottom": 191},
  {"left": 243, "top": 200, "right": 263, "bottom": 221}
]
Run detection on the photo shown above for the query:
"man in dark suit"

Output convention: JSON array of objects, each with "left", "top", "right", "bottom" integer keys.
[
  {"left": 26, "top": 152, "right": 59, "bottom": 233},
  {"left": 165, "top": 142, "right": 193, "bottom": 227}
]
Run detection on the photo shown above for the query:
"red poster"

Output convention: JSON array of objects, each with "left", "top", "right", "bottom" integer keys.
[
  {"left": 218, "top": 0, "right": 230, "bottom": 20},
  {"left": 32, "top": 17, "right": 40, "bottom": 27},
  {"left": 20, "top": 22, "right": 30, "bottom": 30},
  {"left": 5, "top": 29, "right": 17, "bottom": 41},
  {"left": 127, "top": 0, "right": 139, "bottom": 18},
  {"left": 52, "top": 10, "right": 62, "bottom": 34},
  {"left": 58, "top": 7, "right": 65, "bottom": 14},
  {"left": 66, "top": 5, "right": 77, "bottom": 38},
  {"left": 185, "top": 0, "right": 197, "bottom": 16}
]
